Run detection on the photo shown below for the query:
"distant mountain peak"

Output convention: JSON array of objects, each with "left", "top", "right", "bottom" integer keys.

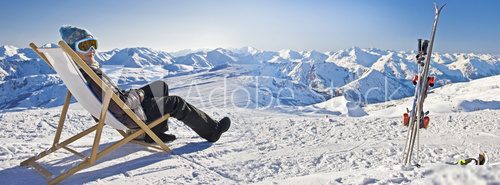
[
  {"left": 0, "top": 45, "right": 19, "bottom": 58},
  {"left": 278, "top": 49, "right": 302, "bottom": 60},
  {"left": 103, "top": 47, "right": 174, "bottom": 68},
  {"left": 41, "top": 43, "right": 59, "bottom": 48},
  {"left": 0, "top": 45, "right": 18, "bottom": 50},
  {"left": 230, "top": 46, "right": 260, "bottom": 56}
]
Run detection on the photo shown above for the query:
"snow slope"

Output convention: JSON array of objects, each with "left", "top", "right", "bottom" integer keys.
[
  {"left": 363, "top": 74, "right": 500, "bottom": 118},
  {"left": 0, "top": 70, "right": 499, "bottom": 184}
]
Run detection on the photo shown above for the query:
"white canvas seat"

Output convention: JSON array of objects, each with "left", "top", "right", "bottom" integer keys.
[{"left": 40, "top": 47, "right": 128, "bottom": 130}]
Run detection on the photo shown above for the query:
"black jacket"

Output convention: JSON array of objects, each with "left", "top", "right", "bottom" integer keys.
[{"left": 81, "top": 66, "right": 146, "bottom": 129}]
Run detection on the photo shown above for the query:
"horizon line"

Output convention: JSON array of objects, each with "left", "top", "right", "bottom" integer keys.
[{"left": 1, "top": 43, "right": 499, "bottom": 56}]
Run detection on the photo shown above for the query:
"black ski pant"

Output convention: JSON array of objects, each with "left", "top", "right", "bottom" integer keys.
[{"left": 139, "top": 80, "right": 219, "bottom": 141}]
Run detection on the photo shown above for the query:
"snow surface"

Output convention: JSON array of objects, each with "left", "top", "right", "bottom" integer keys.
[
  {"left": 1, "top": 68, "right": 500, "bottom": 184},
  {"left": 1, "top": 44, "right": 500, "bottom": 184}
]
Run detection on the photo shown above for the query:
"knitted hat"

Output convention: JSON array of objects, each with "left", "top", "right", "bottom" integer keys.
[{"left": 59, "top": 25, "right": 93, "bottom": 50}]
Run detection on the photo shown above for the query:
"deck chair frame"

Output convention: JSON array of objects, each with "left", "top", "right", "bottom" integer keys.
[{"left": 20, "top": 41, "right": 172, "bottom": 185}]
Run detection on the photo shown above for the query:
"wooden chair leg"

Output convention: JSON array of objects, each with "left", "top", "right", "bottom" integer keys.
[
  {"left": 90, "top": 87, "right": 113, "bottom": 165},
  {"left": 48, "top": 117, "right": 168, "bottom": 184},
  {"left": 53, "top": 90, "right": 72, "bottom": 147},
  {"left": 24, "top": 116, "right": 170, "bottom": 184},
  {"left": 20, "top": 125, "right": 98, "bottom": 167}
]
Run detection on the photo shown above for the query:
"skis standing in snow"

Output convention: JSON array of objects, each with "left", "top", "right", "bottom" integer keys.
[{"left": 402, "top": 3, "right": 445, "bottom": 166}]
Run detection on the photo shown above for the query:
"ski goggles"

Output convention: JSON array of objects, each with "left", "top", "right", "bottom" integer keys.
[{"left": 74, "top": 37, "right": 98, "bottom": 54}]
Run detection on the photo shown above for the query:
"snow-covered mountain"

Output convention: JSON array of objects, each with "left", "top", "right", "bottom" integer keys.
[
  {"left": 174, "top": 50, "right": 229, "bottom": 68},
  {"left": 447, "top": 53, "right": 500, "bottom": 79},
  {"left": 169, "top": 48, "right": 213, "bottom": 57},
  {"left": 174, "top": 48, "right": 258, "bottom": 68},
  {"left": 1, "top": 44, "right": 499, "bottom": 111},
  {"left": 104, "top": 47, "right": 175, "bottom": 68},
  {"left": 0, "top": 45, "right": 55, "bottom": 81},
  {"left": 327, "top": 47, "right": 385, "bottom": 70},
  {"left": 0, "top": 74, "right": 66, "bottom": 109},
  {"left": 0, "top": 45, "right": 19, "bottom": 59}
]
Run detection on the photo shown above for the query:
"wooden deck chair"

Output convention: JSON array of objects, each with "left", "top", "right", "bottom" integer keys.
[{"left": 20, "top": 41, "right": 172, "bottom": 184}]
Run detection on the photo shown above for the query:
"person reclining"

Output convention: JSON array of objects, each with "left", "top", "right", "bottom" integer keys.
[{"left": 59, "top": 25, "right": 231, "bottom": 143}]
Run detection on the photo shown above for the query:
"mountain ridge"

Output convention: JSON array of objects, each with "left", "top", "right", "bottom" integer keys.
[{"left": 1, "top": 44, "right": 499, "bottom": 111}]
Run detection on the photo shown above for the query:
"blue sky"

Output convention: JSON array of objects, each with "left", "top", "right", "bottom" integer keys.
[{"left": 0, "top": 0, "right": 498, "bottom": 54}]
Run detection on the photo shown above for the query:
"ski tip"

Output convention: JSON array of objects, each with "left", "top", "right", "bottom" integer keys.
[
  {"left": 439, "top": 4, "right": 446, "bottom": 12},
  {"left": 434, "top": 2, "right": 446, "bottom": 13}
]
